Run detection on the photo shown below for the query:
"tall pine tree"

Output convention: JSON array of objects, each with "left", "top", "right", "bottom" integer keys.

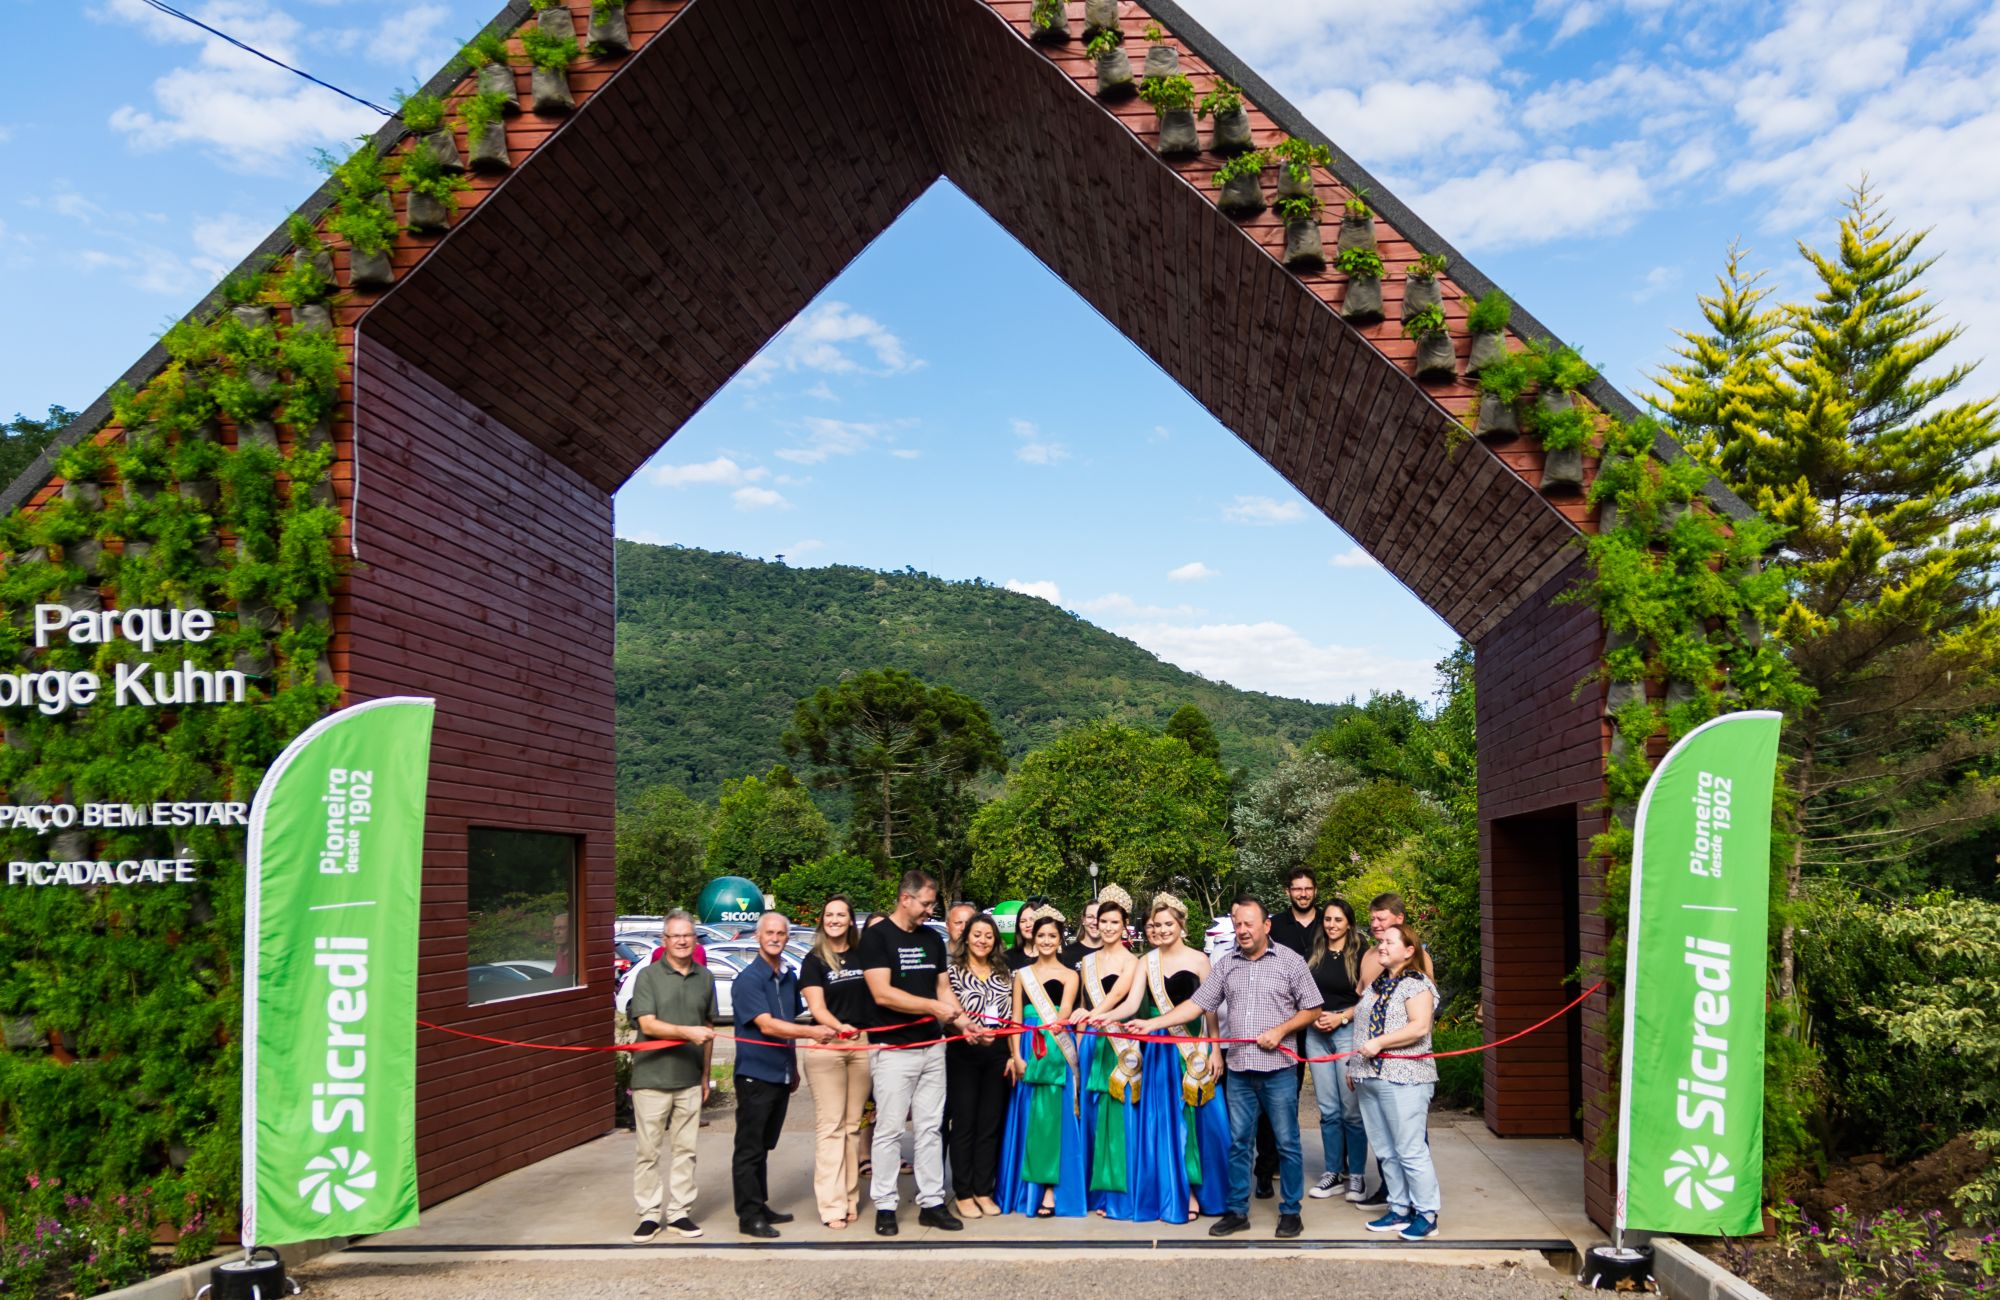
[{"left": 1654, "top": 187, "right": 2000, "bottom": 992}]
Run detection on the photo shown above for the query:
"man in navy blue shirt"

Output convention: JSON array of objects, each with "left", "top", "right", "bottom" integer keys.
[{"left": 732, "top": 910, "right": 835, "bottom": 1238}]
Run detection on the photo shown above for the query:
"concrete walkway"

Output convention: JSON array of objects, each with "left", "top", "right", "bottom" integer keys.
[{"left": 334, "top": 1073, "right": 1593, "bottom": 1257}]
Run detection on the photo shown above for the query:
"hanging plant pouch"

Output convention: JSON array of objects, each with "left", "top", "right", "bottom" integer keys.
[
  {"left": 532, "top": 65, "right": 574, "bottom": 115},
  {"left": 1210, "top": 106, "right": 1254, "bottom": 154},
  {"left": 1218, "top": 171, "right": 1265, "bottom": 217},
  {"left": 1414, "top": 331, "right": 1457, "bottom": 381},
  {"left": 407, "top": 190, "right": 451, "bottom": 234},
  {"left": 1341, "top": 273, "right": 1383, "bottom": 321},
  {"left": 1084, "top": 0, "right": 1118, "bottom": 37},
  {"left": 1095, "top": 48, "right": 1135, "bottom": 98},
  {"left": 1284, "top": 218, "right": 1326, "bottom": 272},
  {"left": 422, "top": 128, "right": 464, "bottom": 173},
  {"left": 1543, "top": 446, "right": 1585, "bottom": 493},
  {"left": 1403, "top": 273, "right": 1443, "bottom": 317},
  {"left": 477, "top": 62, "right": 519, "bottom": 112},
  {"left": 1474, "top": 394, "right": 1520, "bottom": 439},
  {"left": 1144, "top": 44, "right": 1179, "bottom": 77},
  {"left": 469, "top": 122, "right": 512, "bottom": 172},
  {"left": 1467, "top": 329, "right": 1507, "bottom": 374},
  {"left": 1337, "top": 213, "right": 1376, "bottom": 255},
  {"left": 1158, "top": 108, "right": 1199, "bottom": 156},
  {"left": 588, "top": 3, "right": 630, "bottom": 55},
  {"left": 1277, "top": 166, "right": 1314, "bottom": 204}
]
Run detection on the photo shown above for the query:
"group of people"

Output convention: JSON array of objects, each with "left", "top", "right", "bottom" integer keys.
[{"left": 621, "top": 866, "right": 1444, "bottom": 1245}]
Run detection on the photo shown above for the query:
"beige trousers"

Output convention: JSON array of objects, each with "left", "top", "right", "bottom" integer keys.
[
  {"left": 632, "top": 1084, "right": 702, "bottom": 1221},
  {"left": 800, "top": 1032, "right": 872, "bottom": 1221}
]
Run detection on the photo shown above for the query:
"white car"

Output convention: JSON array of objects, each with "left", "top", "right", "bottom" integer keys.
[{"left": 1204, "top": 917, "right": 1235, "bottom": 959}]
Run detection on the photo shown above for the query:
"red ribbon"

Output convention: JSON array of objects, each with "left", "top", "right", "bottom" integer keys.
[{"left": 416, "top": 982, "right": 1602, "bottom": 1063}]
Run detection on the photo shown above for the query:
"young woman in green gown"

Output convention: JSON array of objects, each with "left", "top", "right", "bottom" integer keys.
[
  {"left": 1068, "top": 886, "right": 1141, "bottom": 1217},
  {"left": 995, "top": 913, "right": 1087, "bottom": 1216}
]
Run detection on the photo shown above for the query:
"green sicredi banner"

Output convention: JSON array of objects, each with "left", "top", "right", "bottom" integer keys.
[
  {"left": 241, "top": 697, "right": 435, "bottom": 1247},
  {"left": 1615, "top": 709, "right": 1782, "bottom": 1238}
]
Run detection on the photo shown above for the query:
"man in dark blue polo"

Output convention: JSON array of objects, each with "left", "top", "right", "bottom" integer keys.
[{"left": 732, "top": 909, "right": 835, "bottom": 1238}]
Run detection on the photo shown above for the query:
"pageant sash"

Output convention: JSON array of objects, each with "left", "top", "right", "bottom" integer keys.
[
  {"left": 1021, "top": 968, "right": 1081, "bottom": 1115},
  {"left": 1147, "top": 950, "right": 1215, "bottom": 1106},
  {"left": 1084, "top": 952, "right": 1143, "bottom": 1103}
]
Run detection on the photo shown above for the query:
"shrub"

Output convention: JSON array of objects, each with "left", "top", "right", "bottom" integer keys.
[
  {"left": 1335, "top": 247, "right": 1384, "bottom": 279},
  {"left": 772, "top": 852, "right": 891, "bottom": 921},
  {"left": 1211, "top": 149, "right": 1268, "bottom": 187},
  {"left": 1085, "top": 28, "right": 1122, "bottom": 58},
  {"left": 1343, "top": 187, "right": 1373, "bottom": 218},
  {"left": 1030, "top": 0, "right": 1063, "bottom": 30},
  {"left": 1199, "top": 80, "right": 1243, "bottom": 118},
  {"left": 397, "top": 89, "right": 446, "bottom": 134},
  {"left": 1401, "top": 305, "right": 1447, "bottom": 340},
  {"left": 1432, "top": 1017, "right": 1484, "bottom": 1109},
  {"left": 1466, "top": 290, "right": 1511, "bottom": 334},
  {"left": 1410, "top": 251, "right": 1449, "bottom": 280},
  {"left": 1272, "top": 136, "right": 1332, "bottom": 185},
  {"left": 1137, "top": 72, "right": 1196, "bottom": 112},
  {"left": 520, "top": 27, "right": 580, "bottom": 71},
  {"left": 1275, "top": 194, "right": 1323, "bottom": 224}
]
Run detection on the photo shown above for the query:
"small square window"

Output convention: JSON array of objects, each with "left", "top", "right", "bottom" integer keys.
[{"left": 466, "top": 827, "right": 580, "bottom": 1006}]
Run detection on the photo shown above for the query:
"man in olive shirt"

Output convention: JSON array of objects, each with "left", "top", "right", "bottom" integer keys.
[{"left": 628, "top": 909, "right": 718, "bottom": 1243}]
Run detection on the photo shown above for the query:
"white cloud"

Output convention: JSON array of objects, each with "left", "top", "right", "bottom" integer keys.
[
  {"left": 1004, "top": 579, "right": 1063, "bottom": 604},
  {"left": 1077, "top": 593, "right": 1203, "bottom": 618},
  {"left": 1222, "top": 494, "right": 1305, "bottom": 525},
  {"left": 367, "top": 3, "right": 451, "bottom": 70},
  {"left": 740, "top": 301, "right": 923, "bottom": 386},
  {"left": 1167, "top": 561, "right": 1216, "bottom": 582},
  {"left": 1630, "top": 264, "right": 1682, "bottom": 303},
  {"left": 732, "top": 486, "right": 789, "bottom": 510},
  {"left": 1413, "top": 156, "right": 1652, "bottom": 250},
  {"left": 804, "top": 382, "right": 837, "bottom": 402},
  {"left": 889, "top": 448, "right": 922, "bottom": 460},
  {"left": 1112, "top": 620, "right": 1437, "bottom": 703},
  {"left": 1296, "top": 79, "right": 1521, "bottom": 163},
  {"left": 775, "top": 417, "right": 886, "bottom": 465},
  {"left": 778, "top": 539, "right": 825, "bottom": 558},
  {"left": 1329, "top": 548, "right": 1380, "bottom": 569},
  {"left": 188, "top": 210, "right": 271, "bottom": 279},
  {"left": 0, "top": 125, "right": 13, "bottom": 145},
  {"left": 648, "top": 455, "right": 766, "bottom": 487},
  {"left": 101, "top": 0, "right": 384, "bottom": 169},
  {"left": 1012, "top": 418, "right": 1070, "bottom": 466}
]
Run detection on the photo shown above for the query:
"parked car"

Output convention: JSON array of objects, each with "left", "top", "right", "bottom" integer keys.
[
  {"left": 1204, "top": 916, "right": 1234, "bottom": 958},
  {"left": 613, "top": 935, "right": 655, "bottom": 981},
  {"left": 467, "top": 962, "right": 536, "bottom": 1004},
  {"left": 704, "top": 948, "right": 755, "bottom": 1018}
]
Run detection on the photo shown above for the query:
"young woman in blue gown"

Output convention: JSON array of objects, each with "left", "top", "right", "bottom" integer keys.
[
  {"left": 1069, "top": 886, "right": 1140, "bottom": 1219},
  {"left": 1087, "top": 893, "right": 1231, "bottom": 1222},
  {"left": 994, "top": 910, "right": 1089, "bottom": 1217}
]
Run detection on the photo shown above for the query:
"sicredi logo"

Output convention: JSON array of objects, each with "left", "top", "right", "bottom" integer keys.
[
  {"left": 1676, "top": 936, "right": 1732, "bottom": 1136},
  {"left": 298, "top": 1146, "right": 377, "bottom": 1215},
  {"left": 311, "top": 936, "right": 370, "bottom": 1137}
]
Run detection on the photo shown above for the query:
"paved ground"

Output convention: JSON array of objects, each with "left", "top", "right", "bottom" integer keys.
[{"left": 295, "top": 1250, "right": 1584, "bottom": 1298}]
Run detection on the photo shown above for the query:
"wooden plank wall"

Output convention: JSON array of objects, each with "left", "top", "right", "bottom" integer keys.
[
  {"left": 1474, "top": 556, "right": 1613, "bottom": 1227},
  {"left": 344, "top": 334, "right": 617, "bottom": 1206}
]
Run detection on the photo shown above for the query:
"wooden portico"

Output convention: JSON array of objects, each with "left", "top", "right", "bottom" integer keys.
[{"left": 8, "top": 0, "right": 1752, "bottom": 1230}]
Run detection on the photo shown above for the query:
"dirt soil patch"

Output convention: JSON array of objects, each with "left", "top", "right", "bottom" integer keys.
[{"left": 1797, "top": 1134, "right": 1991, "bottom": 1227}]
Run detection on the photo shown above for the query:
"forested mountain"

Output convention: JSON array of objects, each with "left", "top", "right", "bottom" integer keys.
[{"left": 614, "top": 541, "right": 1345, "bottom": 802}]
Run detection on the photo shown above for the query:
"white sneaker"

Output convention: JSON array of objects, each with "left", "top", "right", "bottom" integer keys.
[
  {"left": 1344, "top": 1175, "right": 1368, "bottom": 1202},
  {"left": 1309, "top": 1172, "right": 1341, "bottom": 1199}
]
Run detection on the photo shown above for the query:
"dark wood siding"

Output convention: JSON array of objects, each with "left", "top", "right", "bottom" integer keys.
[
  {"left": 345, "top": 333, "right": 617, "bottom": 1207},
  {"left": 1476, "top": 556, "right": 1612, "bottom": 1227}
]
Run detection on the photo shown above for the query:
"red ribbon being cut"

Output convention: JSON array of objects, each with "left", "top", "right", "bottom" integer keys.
[{"left": 417, "top": 981, "right": 1603, "bottom": 1064}]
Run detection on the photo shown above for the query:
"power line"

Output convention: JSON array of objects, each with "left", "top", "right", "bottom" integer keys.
[{"left": 137, "top": 0, "right": 396, "bottom": 117}]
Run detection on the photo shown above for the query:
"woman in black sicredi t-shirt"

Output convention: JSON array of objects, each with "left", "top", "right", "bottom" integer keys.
[{"left": 799, "top": 896, "right": 872, "bottom": 1229}]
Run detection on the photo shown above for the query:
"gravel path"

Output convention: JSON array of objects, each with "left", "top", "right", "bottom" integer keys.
[{"left": 294, "top": 1251, "right": 1580, "bottom": 1299}]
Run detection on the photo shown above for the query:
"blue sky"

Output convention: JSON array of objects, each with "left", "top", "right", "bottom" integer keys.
[{"left": 7, "top": 0, "right": 1999, "bottom": 704}]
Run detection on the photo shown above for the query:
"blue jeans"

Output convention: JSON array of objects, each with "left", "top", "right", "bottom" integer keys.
[
  {"left": 1305, "top": 1024, "right": 1369, "bottom": 1177},
  {"left": 1225, "top": 1066, "right": 1303, "bottom": 1215},
  {"left": 1355, "top": 1077, "right": 1440, "bottom": 1217}
]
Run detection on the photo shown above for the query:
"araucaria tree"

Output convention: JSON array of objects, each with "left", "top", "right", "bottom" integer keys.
[
  {"left": 1652, "top": 185, "right": 2000, "bottom": 987},
  {"left": 782, "top": 668, "right": 1007, "bottom": 888}
]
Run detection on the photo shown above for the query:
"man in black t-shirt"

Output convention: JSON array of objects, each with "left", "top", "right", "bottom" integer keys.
[{"left": 858, "top": 869, "right": 971, "bottom": 1237}]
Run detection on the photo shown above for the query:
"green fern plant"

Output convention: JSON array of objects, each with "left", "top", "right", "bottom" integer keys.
[
  {"left": 460, "top": 29, "right": 512, "bottom": 68},
  {"left": 1465, "top": 290, "right": 1512, "bottom": 334},
  {"left": 458, "top": 90, "right": 511, "bottom": 135},
  {"left": 396, "top": 90, "right": 446, "bottom": 134},
  {"left": 520, "top": 27, "right": 580, "bottom": 71},
  {"left": 400, "top": 143, "right": 472, "bottom": 209}
]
